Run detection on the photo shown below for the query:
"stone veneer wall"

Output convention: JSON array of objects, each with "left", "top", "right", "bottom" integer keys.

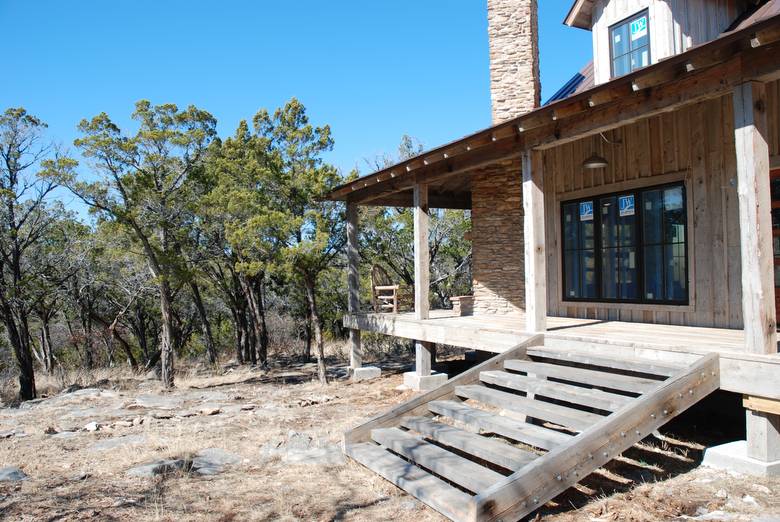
[
  {"left": 488, "top": 0, "right": 540, "bottom": 124},
  {"left": 471, "top": 161, "right": 524, "bottom": 315}
]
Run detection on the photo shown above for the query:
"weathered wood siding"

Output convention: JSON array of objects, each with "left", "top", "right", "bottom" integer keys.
[
  {"left": 543, "top": 93, "right": 746, "bottom": 328},
  {"left": 591, "top": 0, "right": 747, "bottom": 85},
  {"left": 768, "top": 80, "right": 780, "bottom": 159}
]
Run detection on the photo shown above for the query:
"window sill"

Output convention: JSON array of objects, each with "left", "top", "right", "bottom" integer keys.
[{"left": 558, "top": 300, "right": 695, "bottom": 313}]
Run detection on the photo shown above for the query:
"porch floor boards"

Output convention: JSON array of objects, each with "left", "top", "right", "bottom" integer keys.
[{"left": 349, "top": 309, "right": 746, "bottom": 353}]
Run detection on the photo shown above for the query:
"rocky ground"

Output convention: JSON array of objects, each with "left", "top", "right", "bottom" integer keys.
[{"left": 0, "top": 357, "right": 779, "bottom": 521}]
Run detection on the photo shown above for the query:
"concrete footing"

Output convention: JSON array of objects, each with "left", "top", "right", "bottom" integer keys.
[
  {"left": 702, "top": 440, "right": 780, "bottom": 476},
  {"left": 351, "top": 366, "right": 381, "bottom": 382},
  {"left": 403, "top": 371, "right": 448, "bottom": 391}
]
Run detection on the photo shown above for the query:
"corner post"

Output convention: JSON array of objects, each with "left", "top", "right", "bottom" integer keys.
[
  {"left": 346, "top": 201, "right": 380, "bottom": 382},
  {"left": 346, "top": 201, "right": 361, "bottom": 369},
  {"left": 522, "top": 149, "right": 547, "bottom": 333},
  {"left": 733, "top": 81, "right": 780, "bottom": 465}
]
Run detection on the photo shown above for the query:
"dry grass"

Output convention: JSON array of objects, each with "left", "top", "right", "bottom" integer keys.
[{"left": 1, "top": 359, "right": 779, "bottom": 521}]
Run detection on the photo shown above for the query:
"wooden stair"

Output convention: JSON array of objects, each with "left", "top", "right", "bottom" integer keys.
[{"left": 343, "top": 334, "right": 720, "bottom": 522}]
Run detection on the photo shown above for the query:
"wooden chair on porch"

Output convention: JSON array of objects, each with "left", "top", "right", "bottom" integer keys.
[{"left": 371, "top": 265, "right": 408, "bottom": 313}]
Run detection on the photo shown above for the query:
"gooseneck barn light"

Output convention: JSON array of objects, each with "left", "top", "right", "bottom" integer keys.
[{"left": 582, "top": 132, "right": 622, "bottom": 169}]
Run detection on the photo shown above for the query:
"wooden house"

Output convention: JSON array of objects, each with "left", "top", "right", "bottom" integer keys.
[{"left": 324, "top": 1, "right": 780, "bottom": 520}]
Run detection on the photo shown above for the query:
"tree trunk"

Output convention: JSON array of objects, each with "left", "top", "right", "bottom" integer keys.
[
  {"left": 302, "top": 273, "right": 327, "bottom": 385},
  {"left": 132, "top": 304, "right": 150, "bottom": 362},
  {"left": 303, "top": 306, "right": 312, "bottom": 363},
  {"left": 240, "top": 273, "right": 268, "bottom": 367},
  {"left": 189, "top": 281, "right": 217, "bottom": 364},
  {"left": 246, "top": 311, "right": 258, "bottom": 365},
  {"left": 230, "top": 307, "right": 245, "bottom": 364},
  {"left": 159, "top": 281, "right": 176, "bottom": 388},
  {"left": 6, "top": 313, "right": 36, "bottom": 400},
  {"left": 90, "top": 311, "right": 139, "bottom": 371},
  {"left": 254, "top": 277, "right": 269, "bottom": 365},
  {"left": 80, "top": 301, "right": 94, "bottom": 369},
  {"left": 41, "top": 317, "right": 54, "bottom": 373},
  {"left": 103, "top": 336, "right": 115, "bottom": 367}
]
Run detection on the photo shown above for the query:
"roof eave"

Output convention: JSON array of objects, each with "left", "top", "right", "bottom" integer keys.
[
  {"left": 564, "top": 0, "right": 594, "bottom": 30},
  {"left": 324, "top": 13, "right": 780, "bottom": 203}
]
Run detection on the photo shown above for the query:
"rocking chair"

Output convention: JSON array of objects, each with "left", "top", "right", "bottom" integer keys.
[{"left": 371, "top": 265, "right": 408, "bottom": 313}]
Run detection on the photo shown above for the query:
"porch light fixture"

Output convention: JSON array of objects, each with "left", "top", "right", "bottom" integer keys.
[
  {"left": 582, "top": 153, "right": 609, "bottom": 169},
  {"left": 582, "top": 132, "right": 621, "bottom": 169}
]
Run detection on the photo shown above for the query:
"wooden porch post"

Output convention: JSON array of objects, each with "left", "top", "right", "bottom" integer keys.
[
  {"left": 522, "top": 149, "right": 547, "bottom": 333},
  {"left": 404, "top": 182, "right": 446, "bottom": 390},
  {"left": 414, "top": 183, "right": 432, "bottom": 377},
  {"left": 346, "top": 202, "right": 362, "bottom": 369},
  {"left": 414, "top": 183, "right": 430, "bottom": 321},
  {"left": 733, "top": 81, "right": 780, "bottom": 462}
]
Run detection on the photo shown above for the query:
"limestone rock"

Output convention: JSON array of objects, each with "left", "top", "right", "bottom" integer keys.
[
  {"left": 0, "top": 467, "right": 27, "bottom": 482},
  {"left": 133, "top": 394, "right": 182, "bottom": 410},
  {"left": 127, "top": 459, "right": 189, "bottom": 478},
  {"left": 260, "top": 431, "right": 345, "bottom": 466},
  {"left": 192, "top": 448, "right": 242, "bottom": 475},
  {"left": 89, "top": 434, "right": 147, "bottom": 452},
  {"left": 83, "top": 421, "right": 100, "bottom": 432}
]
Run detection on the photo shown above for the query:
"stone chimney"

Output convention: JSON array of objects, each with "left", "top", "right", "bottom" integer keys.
[{"left": 488, "top": 0, "right": 541, "bottom": 124}]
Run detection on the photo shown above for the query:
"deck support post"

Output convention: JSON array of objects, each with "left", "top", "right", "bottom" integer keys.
[
  {"left": 705, "top": 81, "right": 780, "bottom": 473},
  {"left": 346, "top": 202, "right": 380, "bottom": 382},
  {"left": 522, "top": 149, "right": 547, "bottom": 333},
  {"left": 404, "top": 183, "right": 446, "bottom": 391},
  {"left": 415, "top": 341, "right": 433, "bottom": 376}
]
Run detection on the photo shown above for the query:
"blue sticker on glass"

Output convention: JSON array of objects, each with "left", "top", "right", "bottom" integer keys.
[
  {"left": 579, "top": 201, "right": 594, "bottom": 221},
  {"left": 619, "top": 195, "right": 635, "bottom": 217},
  {"left": 630, "top": 16, "right": 647, "bottom": 40}
]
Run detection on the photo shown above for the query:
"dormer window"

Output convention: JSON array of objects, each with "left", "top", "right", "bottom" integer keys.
[{"left": 610, "top": 10, "right": 650, "bottom": 78}]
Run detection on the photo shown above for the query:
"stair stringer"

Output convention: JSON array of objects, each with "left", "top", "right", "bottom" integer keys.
[
  {"left": 343, "top": 333, "right": 544, "bottom": 450},
  {"left": 468, "top": 352, "right": 721, "bottom": 522}
]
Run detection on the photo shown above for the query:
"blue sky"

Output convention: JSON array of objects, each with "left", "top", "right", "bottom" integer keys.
[{"left": 0, "top": 1, "right": 591, "bottom": 181}]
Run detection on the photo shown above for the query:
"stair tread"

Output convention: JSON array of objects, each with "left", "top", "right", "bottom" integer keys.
[
  {"left": 456, "top": 384, "right": 604, "bottom": 431},
  {"left": 401, "top": 416, "right": 538, "bottom": 471},
  {"left": 372, "top": 427, "right": 504, "bottom": 493},
  {"left": 480, "top": 370, "right": 632, "bottom": 412},
  {"left": 504, "top": 359, "right": 660, "bottom": 394},
  {"left": 428, "top": 400, "right": 572, "bottom": 451},
  {"left": 346, "top": 442, "right": 472, "bottom": 521},
  {"left": 526, "top": 347, "right": 684, "bottom": 377}
]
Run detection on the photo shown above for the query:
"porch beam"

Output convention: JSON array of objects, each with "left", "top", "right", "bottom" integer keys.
[
  {"left": 733, "top": 80, "right": 780, "bottom": 463},
  {"left": 346, "top": 202, "right": 362, "bottom": 369},
  {"left": 526, "top": 40, "right": 780, "bottom": 150},
  {"left": 522, "top": 150, "right": 546, "bottom": 333},
  {"left": 414, "top": 183, "right": 430, "bottom": 321}
]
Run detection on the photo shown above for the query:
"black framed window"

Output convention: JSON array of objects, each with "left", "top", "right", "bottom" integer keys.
[
  {"left": 610, "top": 10, "right": 650, "bottom": 78},
  {"left": 561, "top": 183, "right": 688, "bottom": 305}
]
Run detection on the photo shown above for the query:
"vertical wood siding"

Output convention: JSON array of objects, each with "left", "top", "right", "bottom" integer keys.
[
  {"left": 591, "top": 0, "right": 746, "bottom": 85},
  {"left": 541, "top": 83, "right": 779, "bottom": 328}
]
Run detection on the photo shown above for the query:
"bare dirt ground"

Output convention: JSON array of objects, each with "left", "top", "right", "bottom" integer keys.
[{"left": 1, "top": 357, "right": 778, "bottom": 522}]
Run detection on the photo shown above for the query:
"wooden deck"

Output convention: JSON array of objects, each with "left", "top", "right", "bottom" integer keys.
[
  {"left": 344, "top": 309, "right": 747, "bottom": 353},
  {"left": 344, "top": 310, "right": 780, "bottom": 400}
]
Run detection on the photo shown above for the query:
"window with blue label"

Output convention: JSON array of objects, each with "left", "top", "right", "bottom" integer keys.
[
  {"left": 561, "top": 183, "right": 688, "bottom": 305},
  {"left": 610, "top": 10, "right": 650, "bottom": 78}
]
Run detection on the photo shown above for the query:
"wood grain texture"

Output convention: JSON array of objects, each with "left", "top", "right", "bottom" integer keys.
[
  {"left": 472, "top": 353, "right": 721, "bottom": 522},
  {"left": 733, "top": 82, "right": 778, "bottom": 354}
]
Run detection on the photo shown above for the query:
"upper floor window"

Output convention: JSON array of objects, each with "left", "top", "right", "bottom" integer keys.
[{"left": 610, "top": 10, "right": 650, "bottom": 78}]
